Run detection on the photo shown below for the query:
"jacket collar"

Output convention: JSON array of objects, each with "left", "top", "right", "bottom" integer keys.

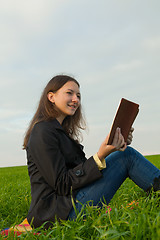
[
  {"left": 50, "top": 118, "right": 84, "bottom": 151},
  {"left": 50, "top": 118, "right": 64, "bottom": 131}
]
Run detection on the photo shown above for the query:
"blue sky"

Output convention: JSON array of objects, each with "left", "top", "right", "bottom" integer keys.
[{"left": 0, "top": 0, "right": 160, "bottom": 167}]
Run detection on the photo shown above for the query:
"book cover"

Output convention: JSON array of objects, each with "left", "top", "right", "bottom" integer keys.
[{"left": 107, "top": 98, "right": 139, "bottom": 145}]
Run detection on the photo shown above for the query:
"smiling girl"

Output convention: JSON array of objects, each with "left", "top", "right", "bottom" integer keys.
[{"left": 23, "top": 75, "right": 160, "bottom": 229}]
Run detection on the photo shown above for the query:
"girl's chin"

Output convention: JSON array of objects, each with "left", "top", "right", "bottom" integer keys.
[
  {"left": 67, "top": 108, "right": 77, "bottom": 114},
  {"left": 68, "top": 111, "right": 76, "bottom": 116},
  {"left": 58, "top": 109, "right": 77, "bottom": 118}
]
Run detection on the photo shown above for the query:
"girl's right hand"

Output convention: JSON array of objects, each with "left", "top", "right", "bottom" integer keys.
[{"left": 97, "top": 127, "right": 127, "bottom": 160}]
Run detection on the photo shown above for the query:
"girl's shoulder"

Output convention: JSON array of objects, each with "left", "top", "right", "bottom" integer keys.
[
  {"left": 28, "top": 119, "right": 63, "bottom": 147},
  {"left": 33, "top": 119, "right": 64, "bottom": 135}
]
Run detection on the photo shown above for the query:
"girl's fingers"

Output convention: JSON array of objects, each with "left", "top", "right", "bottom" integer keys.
[
  {"left": 119, "top": 142, "right": 127, "bottom": 151},
  {"left": 127, "top": 134, "right": 132, "bottom": 142},
  {"left": 118, "top": 136, "right": 125, "bottom": 149},
  {"left": 113, "top": 128, "right": 126, "bottom": 150},
  {"left": 127, "top": 130, "right": 133, "bottom": 145},
  {"left": 113, "top": 127, "right": 120, "bottom": 144}
]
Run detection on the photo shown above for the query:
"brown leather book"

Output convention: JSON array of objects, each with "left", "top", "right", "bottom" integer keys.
[{"left": 107, "top": 98, "right": 139, "bottom": 145}]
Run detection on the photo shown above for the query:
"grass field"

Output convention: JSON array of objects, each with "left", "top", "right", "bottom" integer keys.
[{"left": 0, "top": 154, "right": 160, "bottom": 239}]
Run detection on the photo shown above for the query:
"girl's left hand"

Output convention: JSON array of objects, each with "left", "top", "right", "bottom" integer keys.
[{"left": 127, "top": 127, "right": 134, "bottom": 145}]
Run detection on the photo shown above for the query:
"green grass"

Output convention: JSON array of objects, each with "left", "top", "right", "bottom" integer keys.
[{"left": 0, "top": 155, "right": 160, "bottom": 239}]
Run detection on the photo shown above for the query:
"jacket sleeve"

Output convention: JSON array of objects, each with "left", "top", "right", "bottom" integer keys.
[{"left": 28, "top": 124, "right": 102, "bottom": 196}]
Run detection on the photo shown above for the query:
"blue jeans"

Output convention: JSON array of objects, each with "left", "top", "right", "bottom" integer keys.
[{"left": 68, "top": 146, "right": 160, "bottom": 219}]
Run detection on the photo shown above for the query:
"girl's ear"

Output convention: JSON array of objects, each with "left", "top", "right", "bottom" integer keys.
[{"left": 47, "top": 92, "right": 55, "bottom": 103}]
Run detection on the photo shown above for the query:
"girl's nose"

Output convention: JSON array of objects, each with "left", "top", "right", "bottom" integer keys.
[{"left": 72, "top": 94, "right": 79, "bottom": 103}]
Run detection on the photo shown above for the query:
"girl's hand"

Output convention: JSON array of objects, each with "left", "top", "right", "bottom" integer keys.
[
  {"left": 112, "top": 127, "right": 127, "bottom": 151},
  {"left": 127, "top": 127, "right": 134, "bottom": 145},
  {"left": 97, "top": 128, "right": 127, "bottom": 160}
]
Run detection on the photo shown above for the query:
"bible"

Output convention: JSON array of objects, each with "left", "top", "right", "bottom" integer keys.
[{"left": 107, "top": 98, "right": 139, "bottom": 145}]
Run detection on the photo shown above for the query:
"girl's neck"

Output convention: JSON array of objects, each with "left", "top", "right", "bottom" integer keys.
[{"left": 56, "top": 116, "right": 65, "bottom": 125}]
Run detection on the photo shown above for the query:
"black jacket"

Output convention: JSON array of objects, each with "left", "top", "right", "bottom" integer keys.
[{"left": 26, "top": 119, "right": 102, "bottom": 228}]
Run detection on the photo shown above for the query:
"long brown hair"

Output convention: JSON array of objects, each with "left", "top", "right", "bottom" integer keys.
[{"left": 23, "top": 75, "right": 86, "bottom": 149}]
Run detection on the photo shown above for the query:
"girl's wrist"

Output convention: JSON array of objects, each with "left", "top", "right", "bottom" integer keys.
[{"left": 97, "top": 152, "right": 104, "bottom": 161}]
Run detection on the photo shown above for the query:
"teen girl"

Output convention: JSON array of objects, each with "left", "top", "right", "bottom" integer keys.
[{"left": 23, "top": 75, "right": 160, "bottom": 229}]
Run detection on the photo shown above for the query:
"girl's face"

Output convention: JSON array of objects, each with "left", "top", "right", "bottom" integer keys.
[{"left": 47, "top": 81, "right": 81, "bottom": 124}]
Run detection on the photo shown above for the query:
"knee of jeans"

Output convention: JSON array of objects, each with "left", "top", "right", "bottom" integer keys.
[
  {"left": 117, "top": 146, "right": 134, "bottom": 159},
  {"left": 124, "top": 146, "right": 135, "bottom": 155},
  {"left": 113, "top": 146, "right": 135, "bottom": 167},
  {"left": 124, "top": 146, "right": 140, "bottom": 166}
]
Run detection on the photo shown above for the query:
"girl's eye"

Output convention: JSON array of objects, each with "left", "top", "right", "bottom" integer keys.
[{"left": 66, "top": 91, "right": 81, "bottom": 100}]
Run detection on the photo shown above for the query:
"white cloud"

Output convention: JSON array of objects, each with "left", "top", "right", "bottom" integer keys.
[
  {"left": 143, "top": 36, "right": 160, "bottom": 49},
  {"left": 0, "top": 108, "right": 23, "bottom": 120},
  {"left": 0, "top": 0, "right": 69, "bottom": 65},
  {"left": 111, "top": 60, "right": 143, "bottom": 72}
]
